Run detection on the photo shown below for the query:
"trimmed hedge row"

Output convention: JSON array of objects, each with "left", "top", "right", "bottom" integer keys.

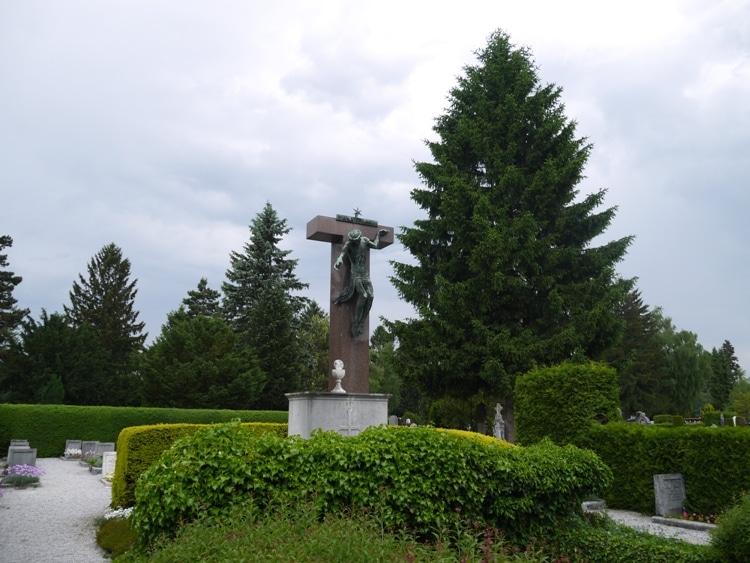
[
  {"left": 578, "top": 423, "right": 750, "bottom": 515},
  {"left": 0, "top": 404, "right": 287, "bottom": 458},
  {"left": 131, "top": 422, "right": 612, "bottom": 546},
  {"left": 112, "top": 422, "right": 287, "bottom": 508}
]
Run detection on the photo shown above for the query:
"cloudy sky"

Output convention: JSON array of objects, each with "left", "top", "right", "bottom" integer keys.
[{"left": 2, "top": 1, "right": 749, "bottom": 369}]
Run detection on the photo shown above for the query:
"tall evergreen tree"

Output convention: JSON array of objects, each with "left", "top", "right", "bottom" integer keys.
[
  {"left": 0, "top": 235, "right": 29, "bottom": 372},
  {"left": 709, "top": 340, "right": 744, "bottom": 410},
  {"left": 64, "top": 243, "right": 146, "bottom": 405},
  {"left": 388, "top": 31, "right": 633, "bottom": 440},
  {"left": 602, "top": 289, "right": 671, "bottom": 417},
  {"left": 182, "top": 277, "right": 222, "bottom": 319},
  {"left": 222, "top": 203, "right": 309, "bottom": 409}
]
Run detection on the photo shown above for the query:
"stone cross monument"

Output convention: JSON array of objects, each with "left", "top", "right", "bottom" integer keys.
[{"left": 307, "top": 212, "right": 394, "bottom": 393}]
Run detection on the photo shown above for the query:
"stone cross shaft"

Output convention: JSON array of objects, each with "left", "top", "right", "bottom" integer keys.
[{"left": 307, "top": 215, "right": 394, "bottom": 393}]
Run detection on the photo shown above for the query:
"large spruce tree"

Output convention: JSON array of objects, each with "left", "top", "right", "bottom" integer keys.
[
  {"left": 64, "top": 243, "right": 146, "bottom": 405},
  {"left": 709, "top": 340, "right": 743, "bottom": 410},
  {"left": 222, "top": 203, "right": 309, "bottom": 409},
  {"left": 389, "top": 31, "right": 633, "bottom": 439},
  {"left": 0, "top": 235, "right": 29, "bottom": 372}
]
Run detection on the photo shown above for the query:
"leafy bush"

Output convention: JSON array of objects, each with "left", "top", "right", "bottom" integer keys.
[
  {"left": 111, "top": 421, "right": 287, "bottom": 509},
  {"left": 547, "top": 514, "right": 714, "bottom": 562},
  {"left": 515, "top": 361, "right": 621, "bottom": 446},
  {"left": 131, "top": 422, "right": 611, "bottom": 546},
  {"left": 710, "top": 491, "right": 750, "bottom": 562}
]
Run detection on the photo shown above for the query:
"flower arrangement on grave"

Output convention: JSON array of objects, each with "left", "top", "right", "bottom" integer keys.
[
  {"left": 103, "top": 472, "right": 115, "bottom": 483},
  {"left": 2, "top": 464, "right": 46, "bottom": 487},
  {"left": 64, "top": 447, "right": 82, "bottom": 459},
  {"left": 682, "top": 508, "right": 716, "bottom": 524},
  {"left": 81, "top": 449, "right": 97, "bottom": 463},
  {"left": 87, "top": 455, "right": 103, "bottom": 471}
]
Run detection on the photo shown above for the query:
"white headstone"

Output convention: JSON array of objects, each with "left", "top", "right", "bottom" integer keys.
[{"left": 101, "top": 451, "right": 117, "bottom": 477}]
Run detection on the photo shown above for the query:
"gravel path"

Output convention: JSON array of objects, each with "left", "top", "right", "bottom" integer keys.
[
  {"left": 0, "top": 457, "right": 111, "bottom": 562},
  {"left": 604, "top": 509, "right": 713, "bottom": 545},
  {"left": 0, "top": 458, "right": 712, "bottom": 562}
]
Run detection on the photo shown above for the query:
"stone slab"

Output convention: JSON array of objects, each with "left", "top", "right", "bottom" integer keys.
[
  {"left": 287, "top": 392, "right": 390, "bottom": 438},
  {"left": 654, "top": 473, "right": 686, "bottom": 517}
]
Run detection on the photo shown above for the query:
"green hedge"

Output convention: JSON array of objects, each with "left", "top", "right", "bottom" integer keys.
[
  {"left": 578, "top": 423, "right": 750, "bottom": 515},
  {"left": 112, "top": 422, "right": 287, "bottom": 508},
  {"left": 515, "top": 361, "right": 621, "bottom": 446},
  {"left": 130, "top": 422, "right": 612, "bottom": 546},
  {"left": 0, "top": 404, "right": 287, "bottom": 457}
]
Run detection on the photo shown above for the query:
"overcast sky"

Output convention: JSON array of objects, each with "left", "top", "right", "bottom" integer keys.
[{"left": 2, "top": 1, "right": 749, "bottom": 371}]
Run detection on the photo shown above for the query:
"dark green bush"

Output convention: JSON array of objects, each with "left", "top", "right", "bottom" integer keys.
[
  {"left": 711, "top": 491, "right": 750, "bottom": 562},
  {"left": 653, "top": 414, "right": 673, "bottom": 425},
  {"left": 673, "top": 415, "right": 685, "bottom": 426},
  {"left": 515, "top": 361, "right": 621, "bottom": 446},
  {"left": 131, "top": 422, "right": 612, "bottom": 546},
  {"left": 0, "top": 404, "right": 286, "bottom": 457}
]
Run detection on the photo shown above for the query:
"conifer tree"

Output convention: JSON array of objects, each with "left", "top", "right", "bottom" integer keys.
[
  {"left": 64, "top": 243, "right": 146, "bottom": 405},
  {"left": 222, "top": 203, "right": 309, "bottom": 409},
  {"left": 182, "top": 277, "right": 222, "bottom": 319},
  {"left": 0, "top": 235, "right": 29, "bottom": 370},
  {"left": 389, "top": 31, "right": 633, "bottom": 440},
  {"left": 709, "top": 340, "right": 744, "bottom": 410}
]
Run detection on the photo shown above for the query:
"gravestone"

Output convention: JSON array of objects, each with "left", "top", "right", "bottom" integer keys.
[
  {"left": 81, "top": 441, "right": 99, "bottom": 463},
  {"left": 7, "top": 448, "right": 37, "bottom": 468},
  {"left": 654, "top": 473, "right": 686, "bottom": 516},
  {"left": 7, "top": 440, "right": 29, "bottom": 459},
  {"left": 95, "top": 442, "right": 115, "bottom": 455},
  {"left": 65, "top": 439, "right": 82, "bottom": 451},
  {"left": 101, "top": 452, "right": 117, "bottom": 476},
  {"left": 388, "top": 415, "right": 400, "bottom": 426}
]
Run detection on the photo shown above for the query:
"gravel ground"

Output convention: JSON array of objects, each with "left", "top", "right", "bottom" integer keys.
[
  {"left": 603, "top": 509, "right": 713, "bottom": 546},
  {"left": 0, "top": 457, "right": 111, "bottom": 562},
  {"left": 0, "top": 459, "right": 712, "bottom": 562}
]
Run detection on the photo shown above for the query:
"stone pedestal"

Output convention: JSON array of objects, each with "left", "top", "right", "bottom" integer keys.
[{"left": 286, "top": 392, "right": 390, "bottom": 438}]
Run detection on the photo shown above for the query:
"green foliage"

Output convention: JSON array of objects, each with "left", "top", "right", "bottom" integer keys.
[
  {"left": 653, "top": 414, "right": 673, "bottom": 425},
  {"left": 654, "top": 311, "right": 713, "bottom": 416},
  {"left": 515, "top": 361, "right": 621, "bottom": 446},
  {"left": 63, "top": 243, "right": 147, "bottom": 406},
  {"left": 112, "top": 421, "right": 287, "bottom": 509},
  {"left": 711, "top": 491, "right": 750, "bottom": 562},
  {"left": 547, "top": 514, "right": 713, "bottom": 563},
  {"left": 388, "top": 30, "right": 632, "bottom": 425},
  {"left": 0, "top": 403, "right": 286, "bottom": 458},
  {"left": 601, "top": 289, "right": 672, "bottom": 417},
  {"left": 297, "top": 300, "right": 329, "bottom": 392},
  {"left": 578, "top": 424, "right": 750, "bottom": 515},
  {"left": 181, "top": 277, "right": 222, "bottom": 319},
  {"left": 131, "top": 422, "right": 611, "bottom": 547},
  {"left": 2, "top": 310, "right": 111, "bottom": 404},
  {"left": 118, "top": 502, "right": 551, "bottom": 563},
  {"left": 0, "top": 235, "right": 29, "bottom": 387},
  {"left": 97, "top": 517, "right": 138, "bottom": 559},
  {"left": 140, "top": 312, "right": 265, "bottom": 409},
  {"left": 709, "top": 341, "right": 744, "bottom": 411},
  {"left": 222, "top": 202, "right": 309, "bottom": 409}
]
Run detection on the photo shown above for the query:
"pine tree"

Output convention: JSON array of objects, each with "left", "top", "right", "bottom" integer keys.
[
  {"left": 710, "top": 340, "right": 744, "bottom": 410},
  {"left": 0, "top": 235, "right": 29, "bottom": 370},
  {"left": 64, "top": 243, "right": 146, "bottom": 405},
  {"left": 182, "top": 278, "right": 222, "bottom": 319},
  {"left": 602, "top": 289, "right": 671, "bottom": 417},
  {"left": 222, "top": 203, "right": 309, "bottom": 409},
  {"left": 389, "top": 31, "right": 633, "bottom": 440}
]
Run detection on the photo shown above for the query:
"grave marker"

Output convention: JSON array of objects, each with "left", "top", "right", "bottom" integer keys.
[{"left": 654, "top": 473, "right": 686, "bottom": 516}]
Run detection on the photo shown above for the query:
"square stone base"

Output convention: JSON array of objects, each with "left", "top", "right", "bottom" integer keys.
[{"left": 286, "top": 392, "right": 390, "bottom": 438}]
